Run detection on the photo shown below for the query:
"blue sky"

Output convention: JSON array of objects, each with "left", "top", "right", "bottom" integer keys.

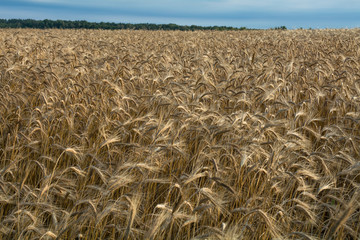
[{"left": 1, "top": 0, "right": 360, "bottom": 29}]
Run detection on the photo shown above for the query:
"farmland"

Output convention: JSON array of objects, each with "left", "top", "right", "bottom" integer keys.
[{"left": 0, "top": 29, "right": 360, "bottom": 239}]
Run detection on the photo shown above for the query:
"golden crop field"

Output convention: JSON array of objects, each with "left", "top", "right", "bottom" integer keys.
[{"left": 1, "top": 28, "right": 360, "bottom": 239}]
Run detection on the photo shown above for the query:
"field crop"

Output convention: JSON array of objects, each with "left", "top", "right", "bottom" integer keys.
[{"left": 1, "top": 28, "right": 360, "bottom": 239}]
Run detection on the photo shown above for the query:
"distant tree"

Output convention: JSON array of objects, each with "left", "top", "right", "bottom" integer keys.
[
  {"left": 272, "top": 26, "right": 287, "bottom": 30},
  {"left": 0, "top": 18, "right": 251, "bottom": 31}
]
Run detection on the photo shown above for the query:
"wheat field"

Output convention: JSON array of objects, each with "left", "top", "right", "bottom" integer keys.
[{"left": 0, "top": 28, "right": 360, "bottom": 239}]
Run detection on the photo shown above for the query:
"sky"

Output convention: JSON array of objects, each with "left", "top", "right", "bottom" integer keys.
[{"left": 1, "top": 0, "right": 360, "bottom": 29}]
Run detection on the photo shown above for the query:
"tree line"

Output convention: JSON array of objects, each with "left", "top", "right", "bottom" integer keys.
[{"left": 0, "top": 19, "right": 254, "bottom": 31}]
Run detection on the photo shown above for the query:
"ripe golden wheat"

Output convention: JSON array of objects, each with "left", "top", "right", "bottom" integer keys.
[{"left": 0, "top": 28, "right": 360, "bottom": 239}]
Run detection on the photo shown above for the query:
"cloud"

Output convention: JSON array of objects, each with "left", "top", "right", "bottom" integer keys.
[
  {"left": 1, "top": 0, "right": 360, "bottom": 29},
  {"left": 16, "top": 0, "right": 360, "bottom": 14}
]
